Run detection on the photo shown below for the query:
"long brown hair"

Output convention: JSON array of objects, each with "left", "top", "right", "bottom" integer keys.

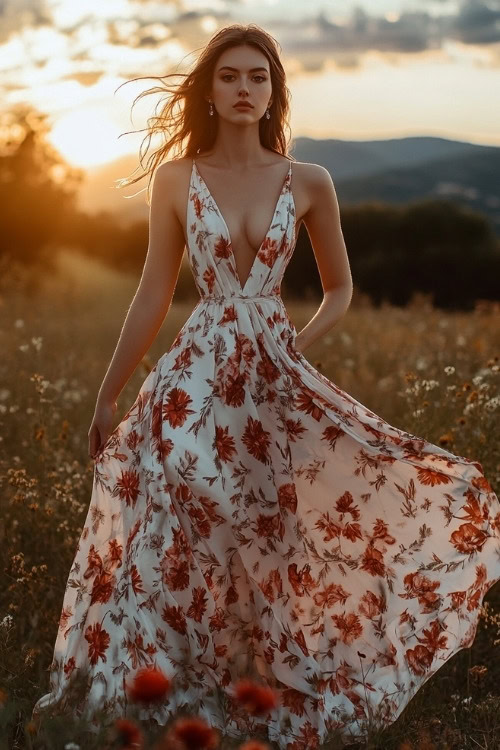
[{"left": 116, "top": 23, "right": 294, "bottom": 204}]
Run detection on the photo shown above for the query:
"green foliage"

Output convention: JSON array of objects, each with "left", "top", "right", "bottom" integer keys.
[
  {"left": 2, "top": 108, "right": 499, "bottom": 309},
  {"left": 285, "top": 200, "right": 500, "bottom": 310}
]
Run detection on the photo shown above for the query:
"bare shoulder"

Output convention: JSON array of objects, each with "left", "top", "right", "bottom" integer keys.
[
  {"left": 292, "top": 160, "right": 333, "bottom": 189},
  {"left": 154, "top": 156, "right": 192, "bottom": 186},
  {"left": 290, "top": 161, "right": 335, "bottom": 224},
  {"left": 152, "top": 158, "right": 194, "bottom": 234}
]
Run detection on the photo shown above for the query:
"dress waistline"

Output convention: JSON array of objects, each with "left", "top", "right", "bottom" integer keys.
[{"left": 199, "top": 294, "right": 282, "bottom": 304}]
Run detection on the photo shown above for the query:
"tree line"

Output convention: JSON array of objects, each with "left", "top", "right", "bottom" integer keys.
[{"left": 2, "top": 109, "right": 499, "bottom": 310}]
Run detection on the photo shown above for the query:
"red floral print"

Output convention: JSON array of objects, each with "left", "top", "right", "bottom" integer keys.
[
  {"left": 33, "top": 157, "right": 500, "bottom": 750},
  {"left": 84, "top": 623, "right": 110, "bottom": 666}
]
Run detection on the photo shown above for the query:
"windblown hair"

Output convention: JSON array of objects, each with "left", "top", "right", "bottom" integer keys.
[{"left": 115, "top": 23, "right": 294, "bottom": 204}]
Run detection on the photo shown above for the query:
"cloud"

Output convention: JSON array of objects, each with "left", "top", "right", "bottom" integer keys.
[
  {"left": 1, "top": 0, "right": 500, "bottom": 82},
  {"left": 453, "top": 0, "right": 500, "bottom": 44},
  {"left": 0, "top": 0, "right": 51, "bottom": 43}
]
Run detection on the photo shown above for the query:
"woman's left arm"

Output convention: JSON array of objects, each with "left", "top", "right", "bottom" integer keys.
[{"left": 294, "top": 164, "right": 353, "bottom": 353}]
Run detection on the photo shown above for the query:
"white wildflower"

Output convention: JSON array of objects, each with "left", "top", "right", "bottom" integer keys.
[
  {"left": 415, "top": 357, "right": 428, "bottom": 371},
  {"left": 31, "top": 336, "right": 43, "bottom": 351},
  {"left": 444, "top": 366, "right": 455, "bottom": 375},
  {"left": 14, "top": 319, "right": 24, "bottom": 328},
  {"left": 63, "top": 390, "right": 83, "bottom": 403},
  {"left": 19, "top": 344, "right": 29, "bottom": 352},
  {"left": 422, "top": 379, "right": 439, "bottom": 391},
  {"left": 485, "top": 396, "right": 500, "bottom": 411},
  {"left": 1, "top": 615, "right": 13, "bottom": 629}
]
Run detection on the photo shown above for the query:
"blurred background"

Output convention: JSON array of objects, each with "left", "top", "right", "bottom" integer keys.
[
  {"left": 1, "top": 5, "right": 500, "bottom": 743},
  {"left": 1, "top": 0, "right": 500, "bottom": 308}
]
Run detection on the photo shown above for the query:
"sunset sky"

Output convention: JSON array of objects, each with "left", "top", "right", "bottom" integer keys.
[{"left": 1, "top": 0, "right": 499, "bottom": 168}]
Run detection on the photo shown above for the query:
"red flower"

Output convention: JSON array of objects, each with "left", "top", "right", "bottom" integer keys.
[
  {"left": 239, "top": 743, "right": 272, "bottom": 750},
  {"left": 331, "top": 612, "right": 363, "bottom": 645},
  {"left": 313, "top": 582, "right": 350, "bottom": 609},
  {"left": 214, "top": 424, "right": 236, "bottom": 462},
  {"left": 416, "top": 467, "right": 452, "bottom": 486},
  {"left": 450, "top": 522, "right": 489, "bottom": 554},
  {"left": 358, "top": 590, "right": 386, "bottom": 618},
  {"left": 214, "top": 235, "right": 232, "bottom": 259},
  {"left": 399, "top": 571, "right": 441, "bottom": 612},
  {"left": 169, "top": 716, "right": 219, "bottom": 749},
  {"left": 359, "top": 543, "right": 386, "bottom": 577},
  {"left": 113, "top": 469, "right": 142, "bottom": 508},
  {"left": 335, "top": 491, "right": 360, "bottom": 520},
  {"left": 242, "top": 416, "right": 271, "bottom": 463},
  {"left": 163, "top": 387, "right": 196, "bottom": 428},
  {"left": 127, "top": 666, "right": 171, "bottom": 704},
  {"left": 63, "top": 657, "right": 76, "bottom": 678},
  {"left": 84, "top": 622, "right": 110, "bottom": 665},
  {"left": 90, "top": 570, "right": 115, "bottom": 605},
  {"left": 294, "top": 387, "right": 325, "bottom": 421},
  {"left": 219, "top": 305, "right": 237, "bottom": 324},
  {"left": 234, "top": 678, "right": 278, "bottom": 715},
  {"left": 114, "top": 717, "right": 143, "bottom": 748},
  {"left": 285, "top": 418, "right": 307, "bottom": 442},
  {"left": 278, "top": 483, "right": 298, "bottom": 514},
  {"left": 58, "top": 605, "right": 73, "bottom": 632},
  {"left": 256, "top": 352, "right": 280, "bottom": 384},
  {"left": 406, "top": 644, "right": 434, "bottom": 676},
  {"left": 222, "top": 372, "right": 247, "bottom": 408},
  {"left": 288, "top": 563, "right": 319, "bottom": 597}
]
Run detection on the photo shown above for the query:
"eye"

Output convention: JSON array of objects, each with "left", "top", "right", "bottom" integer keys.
[{"left": 220, "top": 74, "right": 268, "bottom": 82}]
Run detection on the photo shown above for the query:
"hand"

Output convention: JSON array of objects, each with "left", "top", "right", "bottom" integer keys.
[{"left": 88, "top": 400, "right": 118, "bottom": 460}]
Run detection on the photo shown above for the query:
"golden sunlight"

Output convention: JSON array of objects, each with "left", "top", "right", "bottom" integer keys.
[{"left": 49, "top": 107, "right": 130, "bottom": 168}]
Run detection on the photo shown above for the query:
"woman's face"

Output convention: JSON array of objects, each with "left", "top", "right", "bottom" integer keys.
[{"left": 209, "top": 44, "right": 273, "bottom": 123}]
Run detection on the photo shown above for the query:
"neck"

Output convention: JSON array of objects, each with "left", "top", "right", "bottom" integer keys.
[{"left": 203, "top": 122, "right": 271, "bottom": 168}]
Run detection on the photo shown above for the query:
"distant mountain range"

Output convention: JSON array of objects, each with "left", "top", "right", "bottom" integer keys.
[{"left": 78, "top": 136, "right": 500, "bottom": 235}]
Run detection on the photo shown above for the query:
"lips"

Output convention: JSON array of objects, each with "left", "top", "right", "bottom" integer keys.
[{"left": 234, "top": 103, "right": 253, "bottom": 109}]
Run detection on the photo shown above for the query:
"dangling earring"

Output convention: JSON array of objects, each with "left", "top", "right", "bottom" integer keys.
[
  {"left": 208, "top": 100, "right": 214, "bottom": 116},
  {"left": 265, "top": 106, "right": 271, "bottom": 120}
]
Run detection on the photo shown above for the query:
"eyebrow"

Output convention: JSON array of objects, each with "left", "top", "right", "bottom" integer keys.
[{"left": 217, "top": 66, "right": 269, "bottom": 73}]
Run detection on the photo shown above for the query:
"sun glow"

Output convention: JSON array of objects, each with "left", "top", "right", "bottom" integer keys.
[{"left": 49, "top": 107, "right": 132, "bottom": 168}]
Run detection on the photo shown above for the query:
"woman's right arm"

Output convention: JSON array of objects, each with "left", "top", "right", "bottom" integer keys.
[{"left": 88, "top": 161, "right": 186, "bottom": 458}]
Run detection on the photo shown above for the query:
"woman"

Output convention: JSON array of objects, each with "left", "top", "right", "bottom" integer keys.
[{"left": 34, "top": 23, "right": 500, "bottom": 749}]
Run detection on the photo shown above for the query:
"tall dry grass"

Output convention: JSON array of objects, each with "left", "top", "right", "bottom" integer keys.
[{"left": 1, "top": 251, "right": 499, "bottom": 749}]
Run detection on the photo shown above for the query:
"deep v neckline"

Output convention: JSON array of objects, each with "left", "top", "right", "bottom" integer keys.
[{"left": 192, "top": 158, "right": 292, "bottom": 294}]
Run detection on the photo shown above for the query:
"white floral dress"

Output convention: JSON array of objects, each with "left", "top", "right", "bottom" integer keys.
[{"left": 34, "top": 158, "right": 500, "bottom": 749}]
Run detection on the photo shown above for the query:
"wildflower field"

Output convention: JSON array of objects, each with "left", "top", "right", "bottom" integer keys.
[{"left": 1, "top": 254, "right": 499, "bottom": 750}]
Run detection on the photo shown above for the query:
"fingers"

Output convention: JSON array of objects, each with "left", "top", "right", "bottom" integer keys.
[
  {"left": 90, "top": 444, "right": 102, "bottom": 460},
  {"left": 89, "top": 425, "right": 102, "bottom": 460}
]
